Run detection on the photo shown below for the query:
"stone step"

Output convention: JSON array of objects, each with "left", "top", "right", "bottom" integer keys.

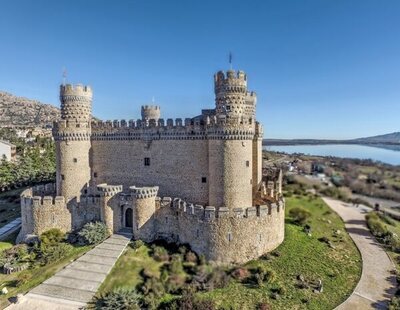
[
  {"left": 95, "top": 242, "right": 127, "bottom": 251},
  {"left": 67, "top": 260, "right": 112, "bottom": 274},
  {"left": 30, "top": 283, "right": 94, "bottom": 304},
  {"left": 102, "top": 238, "right": 130, "bottom": 246},
  {"left": 56, "top": 268, "right": 107, "bottom": 282},
  {"left": 77, "top": 253, "right": 118, "bottom": 266},
  {"left": 87, "top": 247, "right": 123, "bottom": 258},
  {"left": 44, "top": 275, "right": 101, "bottom": 292}
]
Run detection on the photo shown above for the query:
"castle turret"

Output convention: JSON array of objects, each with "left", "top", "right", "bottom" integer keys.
[
  {"left": 54, "top": 84, "right": 92, "bottom": 202},
  {"left": 130, "top": 186, "right": 159, "bottom": 242},
  {"left": 208, "top": 70, "right": 255, "bottom": 212},
  {"left": 141, "top": 105, "right": 161, "bottom": 122},
  {"left": 214, "top": 70, "right": 256, "bottom": 127}
]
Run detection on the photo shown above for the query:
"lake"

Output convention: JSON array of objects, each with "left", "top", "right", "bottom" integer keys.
[{"left": 264, "top": 144, "right": 400, "bottom": 166}]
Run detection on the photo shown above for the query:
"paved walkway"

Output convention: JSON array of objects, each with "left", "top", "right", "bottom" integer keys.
[
  {"left": 322, "top": 197, "right": 397, "bottom": 310},
  {"left": 7, "top": 232, "right": 132, "bottom": 310},
  {"left": 0, "top": 218, "right": 21, "bottom": 241}
]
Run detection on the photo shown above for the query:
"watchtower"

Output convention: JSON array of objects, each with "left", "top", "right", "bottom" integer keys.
[
  {"left": 141, "top": 105, "right": 161, "bottom": 122},
  {"left": 214, "top": 70, "right": 255, "bottom": 126},
  {"left": 55, "top": 84, "right": 93, "bottom": 202}
]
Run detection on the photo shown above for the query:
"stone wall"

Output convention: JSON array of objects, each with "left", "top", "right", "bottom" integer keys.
[
  {"left": 18, "top": 185, "right": 71, "bottom": 242},
  {"left": 152, "top": 196, "right": 285, "bottom": 264},
  {"left": 91, "top": 139, "right": 210, "bottom": 205}
]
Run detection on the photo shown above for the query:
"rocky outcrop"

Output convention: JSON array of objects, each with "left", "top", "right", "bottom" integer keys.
[{"left": 0, "top": 91, "right": 60, "bottom": 127}]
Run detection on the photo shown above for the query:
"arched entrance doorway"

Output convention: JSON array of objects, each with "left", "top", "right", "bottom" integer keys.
[{"left": 125, "top": 208, "right": 133, "bottom": 228}]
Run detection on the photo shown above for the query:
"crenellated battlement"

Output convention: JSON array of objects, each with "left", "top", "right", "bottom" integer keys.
[
  {"left": 141, "top": 105, "right": 160, "bottom": 110},
  {"left": 97, "top": 184, "right": 123, "bottom": 196},
  {"left": 157, "top": 196, "right": 284, "bottom": 222},
  {"left": 60, "top": 84, "right": 92, "bottom": 98},
  {"left": 130, "top": 186, "right": 159, "bottom": 199},
  {"left": 214, "top": 70, "right": 247, "bottom": 94},
  {"left": 85, "top": 118, "right": 255, "bottom": 141},
  {"left": 22, "top": 195, "right": 66, "bottom": 208},
  {"left": 21, "top": 183, "right": 65, "bottom": 207}
]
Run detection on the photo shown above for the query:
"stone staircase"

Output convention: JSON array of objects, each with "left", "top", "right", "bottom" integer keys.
[{"left": 7, "top": 232, "right": 132, "bottom": 310}]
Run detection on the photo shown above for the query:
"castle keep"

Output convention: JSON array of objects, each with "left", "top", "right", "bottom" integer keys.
[{"left": 18, "top": 69, "right": 285, "bottom": 264}]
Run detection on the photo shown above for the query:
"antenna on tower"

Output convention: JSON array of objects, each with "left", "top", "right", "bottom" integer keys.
[
  {"left": 62, "top": 67, "right": 67, "bottom": 85},
  {"left": 229, "top": 52, "right": 233, "bottom": 70}
]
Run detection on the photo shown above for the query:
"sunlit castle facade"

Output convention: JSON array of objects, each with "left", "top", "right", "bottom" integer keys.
[{"left": 18, "top": 69, "right": 284, "bottom": 264}]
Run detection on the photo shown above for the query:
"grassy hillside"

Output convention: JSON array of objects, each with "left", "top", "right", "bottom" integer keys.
[{"left": 97, "top": 194, "right": 361, "bottom": 309}]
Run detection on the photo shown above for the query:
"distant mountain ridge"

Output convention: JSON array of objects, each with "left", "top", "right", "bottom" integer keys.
[
  {"left": 352, "top": 132, "right": 400, "bottom": 144},
  {"left": 0, "top": 91, "right": 60, "bottom": 127},
  {"left": 264, "top": 132, "right": 400, "bottom": 146}
]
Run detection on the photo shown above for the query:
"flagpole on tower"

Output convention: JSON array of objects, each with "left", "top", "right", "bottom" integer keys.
[
  {"left": 229, "top": 52, "right": 233, "bottom": 70},
  {"left": 62, "top": 67, "right": 67, "bottom": 85}
]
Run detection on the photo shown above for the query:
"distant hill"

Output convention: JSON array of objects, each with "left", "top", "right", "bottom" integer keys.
[
  {"left": 0, "top": 91, "right": 60, "bottom": 127},
  {"left": 264, "top": 132, "right": 400, "bottom": 146},
  {"left": 351, "top": 132, "right": 400, "bottom": 144}
]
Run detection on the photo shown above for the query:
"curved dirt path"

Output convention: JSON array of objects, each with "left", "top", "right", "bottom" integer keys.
[{"left": 322, "top": 197, "right": 396, "bottom": 310}]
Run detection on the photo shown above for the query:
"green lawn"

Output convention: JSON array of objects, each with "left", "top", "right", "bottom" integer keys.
[
  {"left": 99, "top": 194, "right": 362, "bottom": 309},
  {"left": 99, "top": 245, "right": 163, "bottom": 293},
  {"left": 0, "top": 231, "right": 19, "bottom": 251}
]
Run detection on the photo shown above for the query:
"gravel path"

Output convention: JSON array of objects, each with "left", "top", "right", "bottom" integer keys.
[{"left": 323, "top": 197, "right": 396, "bottom": 310}]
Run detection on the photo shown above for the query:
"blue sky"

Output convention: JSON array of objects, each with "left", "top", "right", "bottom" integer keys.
[{"left": 0, "top": 0, "right": 399, "bottom": 139}]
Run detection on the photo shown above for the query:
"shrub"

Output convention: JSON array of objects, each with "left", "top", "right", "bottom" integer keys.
[
  {"left": 36, "top": 242, "right": 73, "bottom": 265},
  {"left": 257, "top": 302, "right": 272, "bottom": 310},
  {"left": 165, "top": 274, "right": 186, "bottom": 294},
  {"left": 141, "top": 268, "right": 158, "bottom": 280},
  {"left": 142, "top": 276, "right": 165, "bottom": 297},
  {"left": 378, "top": 213, "right": 396, "bottom": 226},
  {"left": 271, "top": 282, "right": 287, "bottom": 295},
  {"left": 389, "top": 296, "right": 400, "bottom": 310},
  {"left": 168, "top": 254, "right": 184, "bottom": 275},
  {"left": 78, "top": 222, "right": 110, "bottom": 245},
  {"left": 206, "top": 268, "right": 231, "bottom": 290},
  {"left": 174, "top": 290, "right": 216, "bottom": 310},
  {"left": 185, "top": 251, "right": 198, "bottom": 264},
  {"left": 40, "top": 228, "right": 65, "bottom": 245},
  {"left": 250, "top": 265, "right": 276, "bottom": 287},
  {"left": 199, "top": 254, "right": 206, "bottom": 266},
  {"left": 96, "top": 288, "right": 141, "bottom": 310},
  {"left": 289, "top": 207, "right": 311, "bottom": 225},
  {"left": 131, "top": 240, "right": 144, "bottom": 250},
  {"left": 231, "top": 267, "right": 250, "bottom": 282},
  {"left": 152, "top": 245, "right": 170, "bottom": 262},
  {"left": 0, "top": 244, "right": 30, "bottom": 268},
  {"left": 366, "top": 214, "right": 389, "bottom": 238}
]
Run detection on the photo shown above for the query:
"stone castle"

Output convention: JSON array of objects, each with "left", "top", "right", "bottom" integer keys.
[{"left": 18, "top": 69, "right": 285, "bottom": 264}]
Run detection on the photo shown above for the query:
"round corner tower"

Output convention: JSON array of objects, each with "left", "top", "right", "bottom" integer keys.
[
  {"left": 208, "top": 70, "right": 256, "bottom": 211},
  {"left": 54, "top": 84, "right": 93, "bottom": 202}
]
